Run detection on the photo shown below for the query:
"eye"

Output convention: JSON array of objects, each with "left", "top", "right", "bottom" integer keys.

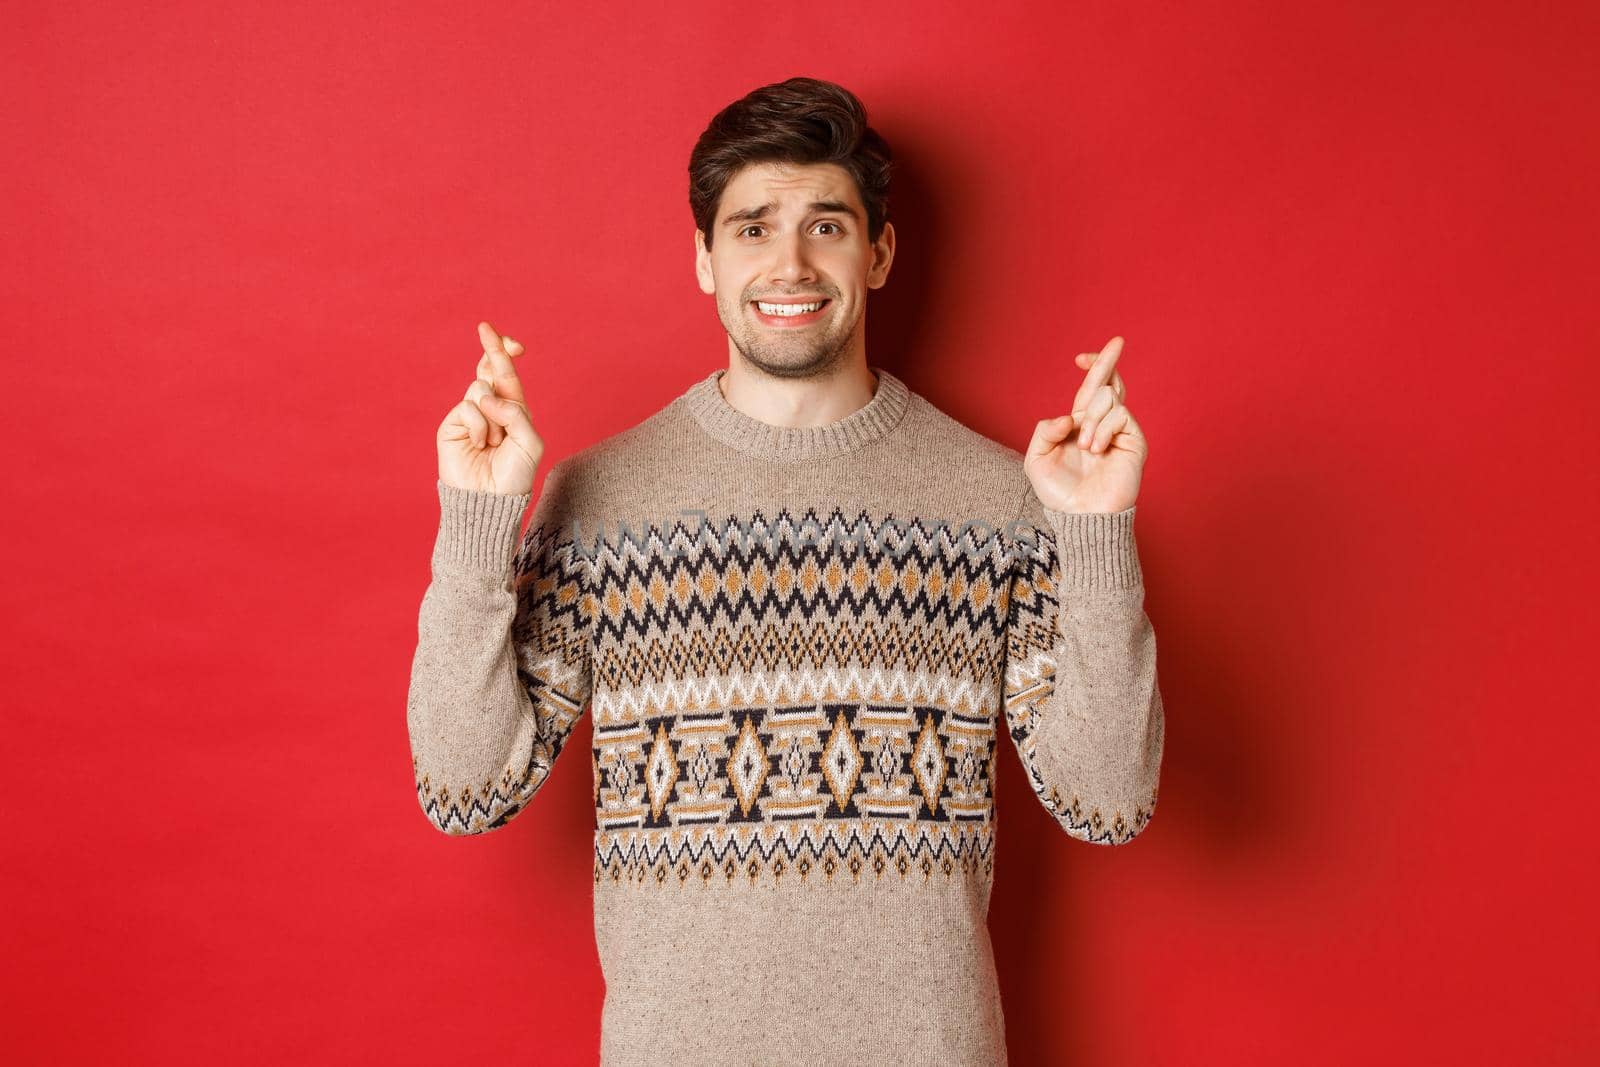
[
  {"left": 738, "top": 225, "right": 766, "bottom": 238},
  {"left": 815, "top": 222, "right": 842, "bottom": 235}
]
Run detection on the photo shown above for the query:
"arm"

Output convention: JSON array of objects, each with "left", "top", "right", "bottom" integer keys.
[
  {"left": 405, "top": 461, "right": 597, "bottom": 836},
  {"left": 1001, "top": 485, "right": 1164, "bottom": 845}
]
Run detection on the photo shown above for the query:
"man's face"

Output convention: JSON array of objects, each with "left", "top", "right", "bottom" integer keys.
[{"left": 695, "top": 161, "right": 894, "bottom": 379}]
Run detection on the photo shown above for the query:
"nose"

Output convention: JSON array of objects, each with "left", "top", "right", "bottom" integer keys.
[{"left": 767, "top": 228, "right": 817, "bottom": 287}]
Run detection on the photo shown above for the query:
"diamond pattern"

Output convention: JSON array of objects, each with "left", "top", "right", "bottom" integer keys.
[
  {"left": 645, "top": 721, "right": 678, "bottom": 820},
  {"left": 728, "top": 715, "right": 768, "bottom": 816},
  {"left": 914, "top": 714, "right": 948, "bottom": 816},
  {"left": 822, "top": 710, "right": 862, "bottom": 811}
]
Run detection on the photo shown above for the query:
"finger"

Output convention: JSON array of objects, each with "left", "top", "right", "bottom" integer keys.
[
  {"left": 474, "top": 387, "right": 531, "bottom": 425},
  {"left": 1026, "top": 414, "right": 1076, "bottom": 458},
  {"left": 1076, "top": 352, "right": 1127, "bottom": 403},
  {"left": 474, "top": 353, "right": 501, "bottom": 440},
  {"left": 1072, "top": 336, "right": 1124, "bottom": 416},
  {"left": 478, "top": 336, "right": 524, "bottom": 380},
  {"left": 474, "top": 326, "right": 520, "bottom": 446},
  {"left": 460, "top": 399, "right": 490, "bottom": 450},
  {"left": 482, "top": 342, "right": 525, "bottom": 374},
  {"left": 445, "top": 397, "right": 491, "bottom": 451},
  {"left": 1076, "top": 384, "right": 1118, "bottom": 451},
  {"left": 1100, "top": 404, "right": 1150, "bottom": 464},
  {"left": 477, "top": 320, "right": 527, "bottom": 405},
  {"left": 1090, "top": 406, "right": 1131, "bottom": 453},
  {"left": 477, "top": 389, "right": 545, "bottom": 465},
  {"left": 465, "top": 377, "right": 505, "bottom": 446},
  {"left": 1071, "top": 337, "right": 1124, "bottom": 411},
  {"left": 1119, "top": 406, "right": 1149, "bottom": 458}
]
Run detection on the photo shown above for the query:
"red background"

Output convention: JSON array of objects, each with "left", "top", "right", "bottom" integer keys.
[{"left": 6, "top": 2, "right": 1596, "bottom": 1063}]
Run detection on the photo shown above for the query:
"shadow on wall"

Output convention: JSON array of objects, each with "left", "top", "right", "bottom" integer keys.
[
  {"left": 987, "top": 476, "right": 1307, "bottom": 1063},
  {"left": 862, "top": 129, "right": 959, "bottom": 389}
]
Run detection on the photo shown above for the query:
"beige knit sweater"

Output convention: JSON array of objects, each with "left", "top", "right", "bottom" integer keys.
[{"left": 406, "top": 366, "right": 1164, "bottom": 1066}]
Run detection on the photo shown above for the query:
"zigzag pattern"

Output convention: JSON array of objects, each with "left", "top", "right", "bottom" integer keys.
[
  {"left": 509, "top": 523, "right": 595, "bottom": 668},
  {"left": 590, "top": 662, "right": 999, "bottom": 723},
  {"left": 577, "top": 506, "right": 1018, "bottom": 644},
  {"left": 414, "top": 751, "right": 543, "bottom": 835},
  {"left": 1029, "top": 774, "right": 1159, "bottom": 846},
  {"left": 593, "top": 618, "right": 1005, "bottom": 693},
  {"left": 594, "top": 820, "right": 996, "bottom": 888}
]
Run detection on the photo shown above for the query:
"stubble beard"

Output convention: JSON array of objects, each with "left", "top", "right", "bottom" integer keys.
[{"left": 721, "top": 294, "right": 859, "bottom": 382}]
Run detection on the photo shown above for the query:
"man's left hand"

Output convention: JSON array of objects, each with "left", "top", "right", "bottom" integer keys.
[{"left": 1023, "top": 336, "right": 1148, "bottom": 514}]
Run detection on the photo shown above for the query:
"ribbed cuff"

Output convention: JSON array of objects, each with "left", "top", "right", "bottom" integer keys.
[
  {"left": 1044, "top": 504, "right": 1143, "bottom": 592},
  {"left": 432, "top": 479, "right": 532, "bottom": 573}
]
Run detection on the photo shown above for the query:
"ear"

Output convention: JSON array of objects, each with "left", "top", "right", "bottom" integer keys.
[
  {"left": 866, "top": 220, "right": 895, "bottom": 290},
  {"left": 694, "top": 229, "right": 715, "bottom": 295}
]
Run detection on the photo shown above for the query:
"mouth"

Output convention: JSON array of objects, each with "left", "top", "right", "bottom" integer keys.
[{"left": 751, "top": 297, "right": 831, "bottom": 327}]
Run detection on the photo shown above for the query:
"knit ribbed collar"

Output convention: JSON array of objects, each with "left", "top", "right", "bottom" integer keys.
[{"left": 681, "top": 365, "right": 912, "bottom": 462}]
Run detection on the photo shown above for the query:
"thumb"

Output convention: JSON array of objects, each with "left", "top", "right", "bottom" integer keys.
[{"left": 1026, "top": 414, "right": 1075, "bottom": 457}]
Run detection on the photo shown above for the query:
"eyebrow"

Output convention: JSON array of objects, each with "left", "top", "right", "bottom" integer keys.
[{"left": 721, "top": 199, "right": 862, "bottom": 227}]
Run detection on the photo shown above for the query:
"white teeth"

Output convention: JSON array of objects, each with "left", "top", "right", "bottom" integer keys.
[{"left": 756, "top": 300, "right": 824, "bottom": 316}]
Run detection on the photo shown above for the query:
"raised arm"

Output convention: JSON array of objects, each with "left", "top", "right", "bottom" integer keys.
[
  {"left": 404, "top": 320, "right": 595, "bottom": 835},
  {"left": 1005, "top": 334, "right": 1164, "bottom": 844},
  {"left": 406, "top": 470, "right": 596, "bottom": 835},
  {"left": 1001, "top": 487, "right": 1163, "bottom": 844}
]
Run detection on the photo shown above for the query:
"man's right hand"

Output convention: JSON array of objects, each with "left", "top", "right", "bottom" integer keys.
[{"left": 436, "top": 320, "right": 545, "bottom": 496}]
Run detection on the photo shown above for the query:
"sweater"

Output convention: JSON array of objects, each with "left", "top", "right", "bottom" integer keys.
[{"left": 405, "top": 365, "right": 1165, "bottom": 1066}]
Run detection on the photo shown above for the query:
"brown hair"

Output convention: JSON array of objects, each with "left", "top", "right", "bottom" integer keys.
[{"left": 689, "top": 77, "right": 893, "bottom": 252}]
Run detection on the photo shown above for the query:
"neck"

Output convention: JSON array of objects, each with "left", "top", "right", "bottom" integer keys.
[{"left": 717, "top": 357, "right": 879, "bottom": 430}]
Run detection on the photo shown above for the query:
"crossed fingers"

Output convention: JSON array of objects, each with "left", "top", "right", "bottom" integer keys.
[
  {"left": 1072, "top": 336, "right": 1132, "bottom": 453},
  {"left": 464, "top": 320, "right": 527, "bottom": 447}
]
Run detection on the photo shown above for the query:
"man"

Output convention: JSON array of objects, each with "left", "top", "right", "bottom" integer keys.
[{"left": 406, "top": 76, "right": 1164, "bottom": 1066}]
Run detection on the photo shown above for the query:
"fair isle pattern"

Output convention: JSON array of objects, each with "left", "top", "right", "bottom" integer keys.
[
  {"left": 578, "top": 506, "right": 1014, "bottom": 886},
  {"left": 412, "top": 518, "right": 596, "bottom": 836},
  {"left": 411, "top": 498, "right": 1155, "bottom": 851},
  {"left": 594, "top": 818, "right": 996, "bottom": 889},
  {"left": 591, "top": 704, "right": 1000, "bottom": 887},
  {"left": 1003, "top": 518, "right": 1159, "bottom": 844}
]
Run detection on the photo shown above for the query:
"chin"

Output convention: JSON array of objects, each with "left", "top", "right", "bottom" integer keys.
[{"left": 739, "top": 342, "right": 850, "bottom": 379}]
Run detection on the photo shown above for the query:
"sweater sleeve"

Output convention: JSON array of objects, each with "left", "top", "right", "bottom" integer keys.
[
  {"left": 405, "top": 462, "right": 597, "bottom": 836},
  {"left": 1000, "top": 484, "right": 1164, "bottom": 845}
]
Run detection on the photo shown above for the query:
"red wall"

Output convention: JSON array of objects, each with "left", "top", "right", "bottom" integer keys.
[{"left": 6, "top": 1, "right": 1595, "bottom": 1063}]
